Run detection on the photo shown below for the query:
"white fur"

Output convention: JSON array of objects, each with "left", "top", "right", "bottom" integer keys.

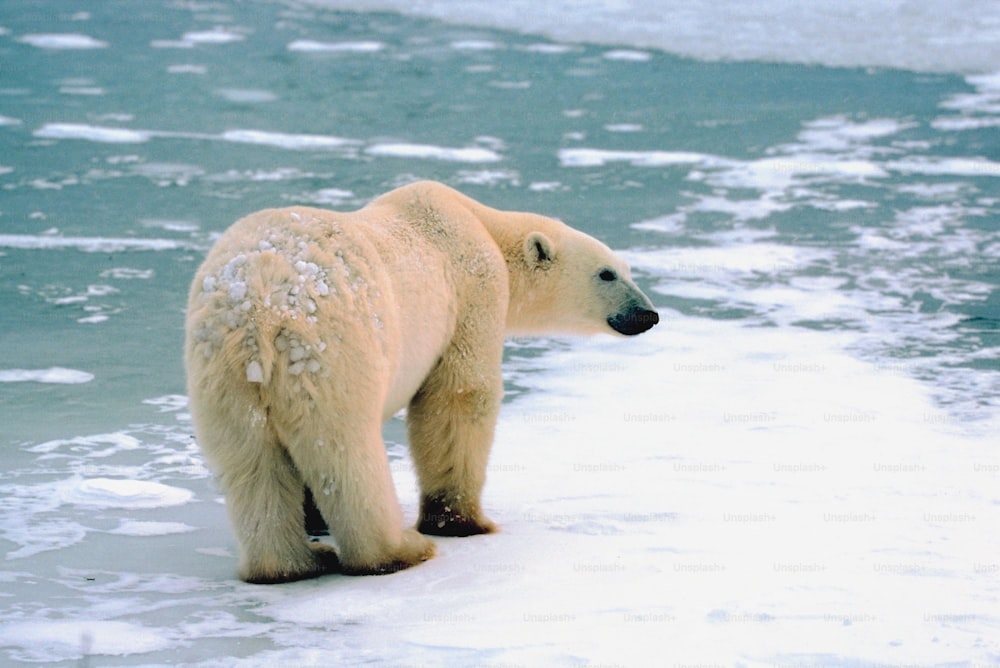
[{"left": 185, "top": 181, "right": 657, "bottom": 582}]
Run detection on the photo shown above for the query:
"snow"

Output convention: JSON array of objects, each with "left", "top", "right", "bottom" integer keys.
[
  {"left": 126, "top": 318, "right": 994, "bottom": 665},
  {"left": 246, "top": 360, "right": 265, "bottom": 383}
]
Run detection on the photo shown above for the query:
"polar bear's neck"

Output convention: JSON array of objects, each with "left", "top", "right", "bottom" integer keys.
[{"left": 474, "top": 207, "right": 567, "bottom": 336}]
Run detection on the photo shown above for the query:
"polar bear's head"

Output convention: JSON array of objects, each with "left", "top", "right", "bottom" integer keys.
[{"left": 505, "top": 218, "right": 659, "bottom": 337}]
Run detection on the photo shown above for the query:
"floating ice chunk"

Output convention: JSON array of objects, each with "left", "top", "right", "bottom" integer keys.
[
  {"left": 150, "top": 38, "right": 195, "bottom": 49},
  {"left": 220, "top": 129, "right": 360, "bottom": 151},
  {"left": 287, "top": 39, "right": 385, "bottom": 53},
  {"left": 215, "top": 88, "right": 277, "bottom": 103},
  {"left": 0, "top": 367, "right": 94, "bottom": 384},
  {"left": 109, "top": 520, "right": 196, "bottom": 536},
  {"left": 605, "top": 123, "right": 643, "bottom": 133},
  {"left": 603, "top": 49, "right": 652, "bottom": 62},
  {"left": 18, "top": 33, "right": 108, "bottom": 49},
  {"left": 528, "top": 181, "right": 565, "bottom": 192},
  {"left": 451, "top": 39, "right": 500, "bottom": 51},
  {"left": 60, "top": 477, "right": 194, "bottom": 508},
  {"left": 558, "top": 148, "right": 719, "bottom": 168},
  {"left": 166, "top": 63, "right": 207, "bottom": 74},
  {"left": 59, "top": 85, "right": 106, "bottom": 96},
  {"left": 86, "top": 284, "right": 118, "bottom": 297},
  {"left": 100, "top": 267, "right": 155, "bottom": 280},
  {"left": 34, "top": 123, "right": 151, "bottom": 144},
  {"left": 182, "top": 29, "right": 245, "bottom": 44},
  {"left": 521, "top": 43, "right": 577, "bottom": 55},
  {"left": 308, "top": 187, "right": 354, "bottom": 205},
  {"left": 366, "top": 142, "right": 502, "bottom": 163},
  {"left": 246, "top": 360, "right": 264, "bottom": 383}
]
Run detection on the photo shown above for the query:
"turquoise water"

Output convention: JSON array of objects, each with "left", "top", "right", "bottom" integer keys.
[
  {"left": 2, "top": 2, "right": 996, "bottom": 432},
  {"left": 1, "top": 1, "right": 998, "bottom": 665}
]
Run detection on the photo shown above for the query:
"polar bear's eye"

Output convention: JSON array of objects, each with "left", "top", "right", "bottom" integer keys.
[{"left": 598, "top": 269, "right": 617, "bottom": 282}]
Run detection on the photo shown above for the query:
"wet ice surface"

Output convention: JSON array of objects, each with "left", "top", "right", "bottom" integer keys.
[
  {"left": 2, "top": 334, "right": 998, "bottom": 666},
  {"left": 1, "top": 0, "right": 999, "bottom": 665}
]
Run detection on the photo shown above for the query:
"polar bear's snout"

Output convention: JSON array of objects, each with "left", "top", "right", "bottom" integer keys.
[
  {"left": 608, "top": 301, "right": 659, "bottom": 335},
  {"left": 605, "top": 275, "right": 659, "bottom": 336}
]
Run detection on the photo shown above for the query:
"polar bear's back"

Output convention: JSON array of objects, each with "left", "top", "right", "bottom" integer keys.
[{"left": 184, "top": 195, "right": 503, "bottom": 433}]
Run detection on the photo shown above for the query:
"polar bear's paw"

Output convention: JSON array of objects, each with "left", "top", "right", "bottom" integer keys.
[
  {"left": 241, "top": 542, "right": 341, "bottom": 584},
  {"left": 418, "top": 493, "right": 498, "bottom": 537},
  {"left": 341, "top": 529, "right": 436, "bottom": 576}
]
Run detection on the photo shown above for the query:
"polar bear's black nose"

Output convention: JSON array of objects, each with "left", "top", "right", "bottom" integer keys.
[{"left": 608, "top": 307, "right": 659, "bottom": 336}]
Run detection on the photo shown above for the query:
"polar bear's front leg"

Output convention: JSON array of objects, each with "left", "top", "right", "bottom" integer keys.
[{"left": 407, "top": 344, "right": 503, "bottom": 537}]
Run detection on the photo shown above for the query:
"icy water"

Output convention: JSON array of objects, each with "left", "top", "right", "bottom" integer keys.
[{"left": 1, "top": 0, "right": 999, "bottom": 665}]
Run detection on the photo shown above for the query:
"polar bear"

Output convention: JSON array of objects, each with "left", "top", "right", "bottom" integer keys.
[{"left": 185, "top": 181, "right": 658, "bottom": 583}]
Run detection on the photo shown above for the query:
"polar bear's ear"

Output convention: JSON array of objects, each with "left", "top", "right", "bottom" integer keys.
[{"left": 523, "top": 232, "right": 555, "bottom": 268}]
